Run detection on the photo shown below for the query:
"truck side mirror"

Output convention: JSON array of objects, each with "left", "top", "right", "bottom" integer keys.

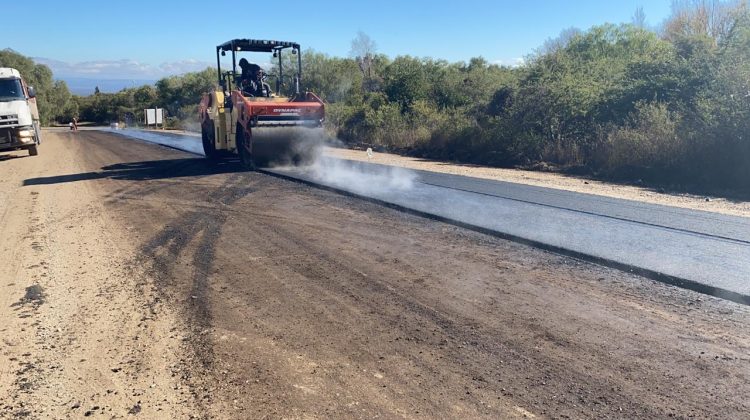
[{"left": 27, "top": 86, "right": 36, "bottom": 98}]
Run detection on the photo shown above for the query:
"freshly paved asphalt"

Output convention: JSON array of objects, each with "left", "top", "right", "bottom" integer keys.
[
  {"left": 414, "top": 169, "right": 750, "bottom": 244},
  {"left": 110, "top": 129, "right": 750, "bottom": 304}
]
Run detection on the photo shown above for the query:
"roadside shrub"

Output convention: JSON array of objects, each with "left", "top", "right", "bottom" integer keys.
[{"left": 600, "top": 101, "right": 683, "bottom": 179}]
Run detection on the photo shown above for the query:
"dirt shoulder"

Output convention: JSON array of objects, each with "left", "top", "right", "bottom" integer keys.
[
  {"left": 0, "top": 131, "right": 198, "bottom": 418},
  {"left": 324, "top": 147, "right": 750, "bottom": 218}
]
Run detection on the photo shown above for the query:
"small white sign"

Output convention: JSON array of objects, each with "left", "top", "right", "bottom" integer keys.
[
  {"left": 145, "top": 108, "right": 164, "bottom": 125},
  {"left": 145, "top": 109, "right": 156, "bottom": 125}
]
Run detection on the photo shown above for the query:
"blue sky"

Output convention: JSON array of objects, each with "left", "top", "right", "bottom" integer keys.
[{"left": 5, "top": 0, "right": 672, "bottom": 81}]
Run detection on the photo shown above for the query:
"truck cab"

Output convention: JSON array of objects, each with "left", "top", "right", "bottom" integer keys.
[{"left": 0, "top": 67, "right": 41, "bottom": 156}]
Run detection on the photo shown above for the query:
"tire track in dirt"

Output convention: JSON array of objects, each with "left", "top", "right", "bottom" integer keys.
[{"left": 119, "top": 171, "right": 258, "bottom": 416}]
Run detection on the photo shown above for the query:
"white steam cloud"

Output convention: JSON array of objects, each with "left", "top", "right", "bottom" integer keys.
[
  {"left": 307, "top": 155, "right": 416, "bottom": 195},
  {"left": 102, "top": 127, "right": 417, "bottom": 197},
  {"left": 274, "top": 130, "right": 416, "bottom": 196}
]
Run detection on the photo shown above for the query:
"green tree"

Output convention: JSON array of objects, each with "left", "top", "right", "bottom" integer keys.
[
  {"left": 301, "top": 50, "right": 363, "bottom": 103},
  {"left": 383, "top": 56, "right": 430, "bottom": 109},
  {"left": 155, "top": 67, "right": 214, "bottom": 117}
]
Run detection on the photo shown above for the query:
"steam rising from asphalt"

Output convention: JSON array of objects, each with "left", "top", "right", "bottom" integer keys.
[
  {"left": 307, "top": 154, "right": 416, "bottom": 195},
  {"left": 274, "top": 130, "right": 417, "bottom": 196},
  {"left": 104, "top": 127, "right": 417, "bottom": 196}
]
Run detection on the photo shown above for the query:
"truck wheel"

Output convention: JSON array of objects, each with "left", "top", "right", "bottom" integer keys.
[
  {"left": 28, "top": 145, "right": 38, "bottom": 156},
  {"left": 33, "top": 122, "right": 42, "bottom": 145},
  {"left": 236, "top": 125, "right": 255, "bottom": 171},
  {"left": 201, "top": 121, "right": 219, "bottom": 161}
]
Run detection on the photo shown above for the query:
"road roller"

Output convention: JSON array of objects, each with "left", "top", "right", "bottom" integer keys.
[{"left": 198, "top": 39, "right": 326, "bottom": 168}]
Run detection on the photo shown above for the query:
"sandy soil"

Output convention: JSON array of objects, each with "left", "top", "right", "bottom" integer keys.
[
  {"left": 324, "top": 148, "right": 750, "bottom": 218},
  {"left": 0, "top": 132, "right": 198, "bottom": 418},
  {"left": 1, "top": 130, "right": 749, "bottom": 419}
]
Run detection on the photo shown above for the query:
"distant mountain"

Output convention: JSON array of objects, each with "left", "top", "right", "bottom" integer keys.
[{"left": 62, "top": 78, "right": 156, "bottom": 96}]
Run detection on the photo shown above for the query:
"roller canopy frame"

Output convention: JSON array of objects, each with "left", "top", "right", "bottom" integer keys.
[
  {"left": 217, "top": 39, "right": 300, "bottom": 53},
  {"left": 216, "top": 38, "right": 303, "bottom": 95}
]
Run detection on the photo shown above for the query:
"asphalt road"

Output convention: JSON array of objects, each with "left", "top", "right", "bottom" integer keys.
[
  {"left": 5, "top": 129, "right": 749, "bottom": 418},
  {"left": 414, "top": 168, "right": 750, "bottom": 243}
]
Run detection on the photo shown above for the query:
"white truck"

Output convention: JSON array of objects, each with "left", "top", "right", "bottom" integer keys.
[{"left": 0, "top": 68, "right": 41, "bottom": 156}]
